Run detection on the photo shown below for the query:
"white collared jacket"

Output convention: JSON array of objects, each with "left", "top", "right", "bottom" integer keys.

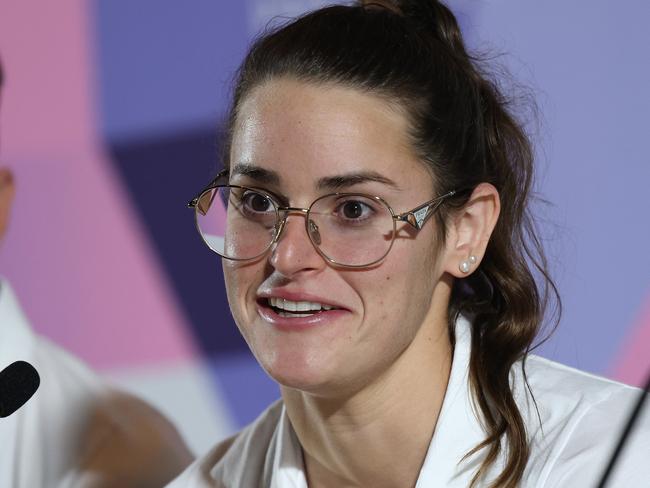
[{"left": 167, "top": 315, "right": 649, "bottom": 487}]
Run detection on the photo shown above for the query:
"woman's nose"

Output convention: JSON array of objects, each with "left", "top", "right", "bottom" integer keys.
[{"left": 269, "top": 213, "right": 324, "bottom": 276}]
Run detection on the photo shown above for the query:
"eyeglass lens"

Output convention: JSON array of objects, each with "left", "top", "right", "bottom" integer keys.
[{"left": 195, "top": 186, "right": 396, "bottom": 266}]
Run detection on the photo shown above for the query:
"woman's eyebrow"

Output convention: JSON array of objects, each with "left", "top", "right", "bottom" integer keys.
[
  {"left": 230, "top": 163, "right": 280, "bottom": 185},
  {"left": 316, "top": 171, "right": 402, "bottom": 191},
  {"left": 230, "top": 164, "right": 401, "bottom": 192}
]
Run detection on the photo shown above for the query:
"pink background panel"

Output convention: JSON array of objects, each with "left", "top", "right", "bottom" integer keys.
[
  {"left": 611, "top": 295, "right": 650, "bottom": 387},
  {"left": 0, "top": 0, "right": 198, "bottom": 369},
  {"left": 0, "top": 0, "right": 97, "bottom": 157}
]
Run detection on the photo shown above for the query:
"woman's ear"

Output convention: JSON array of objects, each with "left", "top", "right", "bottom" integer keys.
[{"left": 442, "top": 182, "right": 500, "bottom": 278}]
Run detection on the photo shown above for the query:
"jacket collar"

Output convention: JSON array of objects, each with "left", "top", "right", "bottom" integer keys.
[{"left": 415, "top": 314, "right": 495, "bottom": 486}]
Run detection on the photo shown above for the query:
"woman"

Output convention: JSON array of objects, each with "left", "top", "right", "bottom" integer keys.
[{"left": 170, "top": 1, "right": 649, "bottom": 486}]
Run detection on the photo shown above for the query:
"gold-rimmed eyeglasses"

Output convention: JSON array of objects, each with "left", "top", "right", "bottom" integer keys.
[{"left": 188, "top": 171, "right": 460, "bottom": 268}]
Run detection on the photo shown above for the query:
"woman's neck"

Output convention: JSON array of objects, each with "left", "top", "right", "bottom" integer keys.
[{"left": 282, "top": 312, "right": 453, "bottom": 488}]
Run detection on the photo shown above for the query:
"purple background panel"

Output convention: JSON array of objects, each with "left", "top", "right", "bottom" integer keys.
[
  {"left": 208, "top": 353, "right": 281, "bottom": 427},
  {"left": 92, "top": 0, "right": 250, "bottom": 144},
  {"left": 107, "top": 129, "right": 249, "bottom": 358},
  {"left": 469, "top": 1, "right": 650, "bottom": 383}
]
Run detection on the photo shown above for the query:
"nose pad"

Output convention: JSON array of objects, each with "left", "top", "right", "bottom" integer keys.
[{"left": 308, "top": 219, "right": 321, "bottom": 246}]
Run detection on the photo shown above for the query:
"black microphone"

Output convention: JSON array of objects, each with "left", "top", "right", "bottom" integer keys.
[{"left": 0, "top": 360, "right": 40, "bottom": 418}]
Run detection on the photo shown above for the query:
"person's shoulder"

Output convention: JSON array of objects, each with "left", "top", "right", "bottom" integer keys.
[
  {"left": 523, "top": 354, "right": 639, "bottom": 404},
  {"left": 6, "top": 314, "right": 193, "bottom": 487},
  {"left": 70, "top": 387, "right": 194, "bottom": 487},
  {"left": 167, "top": 400, "right": 285, "bottom": 488},
  {"left": 517, "top": 355, "right": 649, "bottom": 487},
  {"left": 515, "top": 354, "right": 642, "bottom": 437}
]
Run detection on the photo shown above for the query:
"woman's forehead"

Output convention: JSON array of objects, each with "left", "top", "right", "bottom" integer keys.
[{"left": 230, "top": 78, "right": 428, "bottom": 190}]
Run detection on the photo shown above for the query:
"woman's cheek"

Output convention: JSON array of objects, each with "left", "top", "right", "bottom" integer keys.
[{"left": 223, "top": 264, "right": 251, "bottom": 323}]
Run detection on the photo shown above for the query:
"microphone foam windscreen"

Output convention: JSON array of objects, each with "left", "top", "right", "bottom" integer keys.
[{"left": 0, "top": 360, "right": 40, "bottom": 418}]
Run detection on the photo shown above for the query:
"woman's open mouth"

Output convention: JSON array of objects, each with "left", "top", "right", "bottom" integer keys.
[{"left": 264, "top": 297, "right": 339, "bottom": 318}]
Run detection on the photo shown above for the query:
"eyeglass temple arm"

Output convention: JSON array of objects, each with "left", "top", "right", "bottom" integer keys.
[
  {"left": 394, "top": 189, "right": 459, "bottom": 230},
  {"left": 187, "top": 169, "right": 230, "bottom": 208}
]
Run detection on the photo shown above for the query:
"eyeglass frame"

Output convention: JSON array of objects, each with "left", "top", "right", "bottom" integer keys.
[{"left": 188, "top": 169, "right": 466, "bottom": 268}]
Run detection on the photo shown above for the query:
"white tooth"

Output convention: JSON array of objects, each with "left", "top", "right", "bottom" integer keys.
[
  {"left": 269, "top": 297, "right": 336, "bottom": 312},
  {"left": 278, "top": 311, "right": 313, "bottom": 318},
  {"left": 296, "top": 301, "right": 312, "bottom": 311}
]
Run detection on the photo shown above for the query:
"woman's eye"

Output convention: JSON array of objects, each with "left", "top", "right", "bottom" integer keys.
[
  {"left": 242, "top": 192, "right": 273, "bottom": 213},
  {"left": 337, "top": 200, "right": 375, "bottom": 221}
]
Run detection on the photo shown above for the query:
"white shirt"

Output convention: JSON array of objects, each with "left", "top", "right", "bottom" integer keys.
[
  {"left": 0, "top": 280, "right": 193, "bottom": 487},
  {"left": 167, "top": 315, "right": 650, "bottom": 487}
]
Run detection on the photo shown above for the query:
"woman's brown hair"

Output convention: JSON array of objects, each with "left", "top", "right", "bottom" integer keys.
[{"left": 223, "top": 1, "right": 560, "bottom": 486}]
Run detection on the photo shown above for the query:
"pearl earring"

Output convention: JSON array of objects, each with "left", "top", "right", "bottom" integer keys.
[{"left": 459, "top": 255, "right": 477, "bottom": 274}]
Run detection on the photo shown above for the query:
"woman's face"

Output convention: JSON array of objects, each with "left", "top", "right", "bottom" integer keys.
[{"left": 225, "top": 78, "right": 453, "bottom": 397}]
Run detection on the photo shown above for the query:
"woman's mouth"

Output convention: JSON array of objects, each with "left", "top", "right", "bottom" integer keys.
[
  {"left": 265, "top": 297, "right": 339, "bottom": 317},
  {"left": 255, "top": 294, "right": 349, "bottom": 329}
]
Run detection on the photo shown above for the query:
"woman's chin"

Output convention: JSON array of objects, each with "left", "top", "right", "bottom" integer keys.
[
  {"left": 259, "top": 354, "right": 340, "bottom": 395},
  {"left": 263, "top": 360, "right": 372, "bottom": 402}
]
